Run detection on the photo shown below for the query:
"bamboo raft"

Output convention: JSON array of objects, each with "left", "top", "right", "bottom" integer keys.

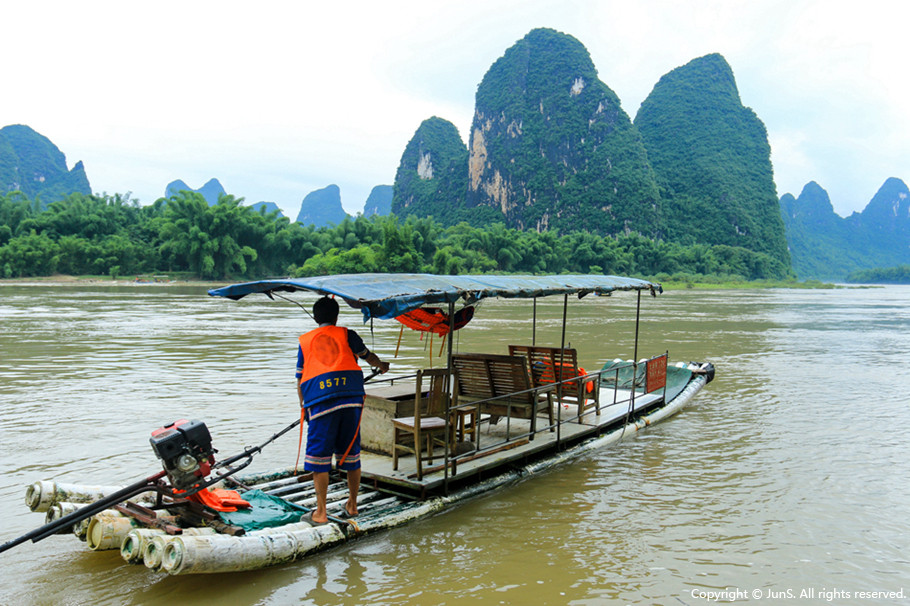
[
  {"left": 7, "top": 273, "right": 715, "bottom": 574},
  {"left": 17, "top": 363, "right": 710, "bottom": 575}
]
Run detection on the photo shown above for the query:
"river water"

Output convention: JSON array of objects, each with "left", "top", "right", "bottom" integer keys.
[{"left": 0, "top": 283, "right": 908, "bottom": 605}]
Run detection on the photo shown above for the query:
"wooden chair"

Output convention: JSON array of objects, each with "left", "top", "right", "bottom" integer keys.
[
  {"left": 392, "top": 368, "right": 455, "bottom": 480},
  {"left": 451, "top": 353, "right": 553, "bottom": 439},
  {"left": 509, "top": 345, "right": 601, "bottom": 418}
]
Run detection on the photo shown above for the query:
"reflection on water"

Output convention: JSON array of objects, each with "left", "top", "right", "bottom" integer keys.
[{"left": 1, "top": 284, "right": 909, "bottom": 605}]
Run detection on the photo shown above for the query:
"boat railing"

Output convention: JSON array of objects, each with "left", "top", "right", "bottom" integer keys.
[
  {"left": 597, "top": 353, "right": 670, "bottom": 417},
  {"left": 450, "top": 380, "right": 550, "bottom": 447},
  {"left": 377, "top": 354, "right": 668, "bottom": 484},
  {"left": 442, "top": 353, "right": 671, "bottom": 473}
]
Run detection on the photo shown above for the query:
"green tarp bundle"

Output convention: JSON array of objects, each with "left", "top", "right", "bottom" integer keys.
[{"left": 217, "top": 489, "right": 307, "bottom": 532}]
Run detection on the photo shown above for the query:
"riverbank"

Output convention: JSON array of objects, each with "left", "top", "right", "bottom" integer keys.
[
  {"left": 659, "top": 278, "right": 845, "bottom": 290},
  {"left": 0, "top": 274, "right": 221, "bottom": 288}
]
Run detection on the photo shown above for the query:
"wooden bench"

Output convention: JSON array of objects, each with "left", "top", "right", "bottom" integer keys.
[
  {"left": 509, "top": 345, "right": 600, "bottom": 418},
  {"left": 451, "top": 353, "right": 554, "bottom": 440}
]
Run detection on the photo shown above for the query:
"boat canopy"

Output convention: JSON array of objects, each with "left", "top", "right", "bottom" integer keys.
[{"left": 208, "top": 273, "right": 660, "bottom": 321}]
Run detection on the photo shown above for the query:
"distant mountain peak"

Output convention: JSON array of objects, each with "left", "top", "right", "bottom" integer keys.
[
  {"left": 296, "top": 184, "right": 348, "bottom": 227},
  {"left": 794, "top": 181, "right": 836, "bottom": 217},
  {"left": 250, "top": 201, "right": 284, "bottom": 217},
  {"left": 667, "top": 53, "right": 740, "bottom": 101},
  {"left": 363, "top": 185, "right": 393, "bottom": 217},
  {"left": 166, "top": 179, "right": 190, "bottom": 193},
  {"left": 867, "top": 177, "right": 909, "bottom": 213},
  {"left": 780, "top": 178, "right": 910, "bottom": 279},
  {"left": 0, "top": 124, "right": 91, "bottom": 206},
  {"left": 165, "top": 178, "right": 226, "bottom": 205},
  {"left": 392, "top": 117, "right": 468, "bottom": 222},
  {"left": 858, "top": 177, "right": 910, "bottom": 231}
]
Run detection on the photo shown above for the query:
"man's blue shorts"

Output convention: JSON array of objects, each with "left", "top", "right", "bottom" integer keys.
[{"left": 304, "top": 406, "right": 361, "bottom": 472}]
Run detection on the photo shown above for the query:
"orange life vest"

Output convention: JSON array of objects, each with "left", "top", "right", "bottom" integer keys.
[
  {"left": 298, "top": 326, "right": 365, "bottom": 407},
  {"left": 538, "top": 361, "right": 595, "bottom": 394}
]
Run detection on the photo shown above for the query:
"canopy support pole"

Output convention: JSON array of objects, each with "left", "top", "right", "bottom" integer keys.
[
  {"left": 619, "top": 289, "right": 644, "bottom": 443},
  {"left": 633, "top": 289, "right": 641, "bottom": 369},
  {"left": 632, "top": 289, "right": 642, "bottom": 412},
  {"left": 532, "top": 297, "right": 537, "bottom": 346},
  {"left": 443, "top": 300, "right": 456, "bottom": 496},
  {"left": 447, "top": 301, "right": 455, "bottom": 370},
  {"left": 556, "top": 294, "right": 568, "bottom": 448}
]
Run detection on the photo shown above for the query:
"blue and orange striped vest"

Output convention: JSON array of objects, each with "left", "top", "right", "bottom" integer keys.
[{"left": 298, "top": 326, "right": 365, "bottom": 408}]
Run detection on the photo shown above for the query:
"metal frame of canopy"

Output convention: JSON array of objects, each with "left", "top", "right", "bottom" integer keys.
[{"left": 209, "top": 273, "right": 663, "bottom": 493}]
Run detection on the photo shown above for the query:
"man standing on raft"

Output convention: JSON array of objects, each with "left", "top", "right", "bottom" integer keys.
[{"left": 296, "top": 296, "right": 389, "bottom": 524}]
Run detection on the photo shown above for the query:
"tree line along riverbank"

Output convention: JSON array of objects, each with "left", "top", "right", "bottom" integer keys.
[{"left": 2, "top": 191, "right": 795, "bottom": 283}]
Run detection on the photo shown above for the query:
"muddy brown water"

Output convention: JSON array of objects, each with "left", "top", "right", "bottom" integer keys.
[{"left": 1, "top": 284, "right": 908, "bottom": 605}]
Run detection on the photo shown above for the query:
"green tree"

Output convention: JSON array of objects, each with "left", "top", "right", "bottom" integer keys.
[
  {"left": 0, "top": 192, "right": 35, "bottom": 238},
  {"left": 0, "top": 230, "right": 59, "bottom": 276},
  {"left": 378, "top": 216, "right": 420, "bottom": 272},
  {"left": 296, "top": 245, "right": 381, "bottom": 276},
  {"left": 156, "top": 192, "right": 257, "bottom": 278}
]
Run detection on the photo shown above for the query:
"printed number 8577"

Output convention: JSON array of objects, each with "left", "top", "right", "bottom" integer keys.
[{"left": 319, "top": 377, "right": 347, "bottom": 390}]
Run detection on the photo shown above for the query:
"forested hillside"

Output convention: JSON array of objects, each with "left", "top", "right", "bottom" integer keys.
[
  {"left": 392, "top": 30, "right": 791, "bottom": 279},
  {"left": 466, "top": 28, "right": 661, "bottom": 235},
  {"left": 844, "top": 266, "right": 910, "bottom": 284},
  {"left": 0, "top": 190, "right": 788, "bottom": 281},
  {"left": 392, "top": 117, "right": 474, "bottom": 224},
  {"left": 16, "top": 31, "right": 881, "bottom": 283},
  {"left": 635, "top": 54, "right": 790, "bottom": 266}
]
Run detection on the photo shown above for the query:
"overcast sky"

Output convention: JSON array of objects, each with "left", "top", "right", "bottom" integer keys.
[{"left": 3, "top": 0, "right": 907, "bottom": 219}]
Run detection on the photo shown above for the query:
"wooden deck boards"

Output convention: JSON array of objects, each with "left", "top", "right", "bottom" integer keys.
[{"left": 360, "top": 385, "right": 664, "bottom": 495}]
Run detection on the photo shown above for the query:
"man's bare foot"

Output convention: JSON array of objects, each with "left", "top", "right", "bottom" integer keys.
[{"left": 307, "top": 511, "right": 329, "bottom": 525}]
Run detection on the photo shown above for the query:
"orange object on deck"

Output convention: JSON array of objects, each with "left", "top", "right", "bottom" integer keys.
[
  {"left": 539, "top": 362, "right": 595, "bottom": 394},
  {"left": 185, "top": 487, "right": 251, "bottom": 512}
]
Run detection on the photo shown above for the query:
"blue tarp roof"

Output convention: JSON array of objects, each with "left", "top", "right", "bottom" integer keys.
[{"left": 208, "top": 273, "right": 661, "bottom": 321}]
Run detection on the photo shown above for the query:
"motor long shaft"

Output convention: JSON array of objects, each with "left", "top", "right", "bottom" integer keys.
[{"left": 0, "top": 471, "right": 167, "bottom": 555}]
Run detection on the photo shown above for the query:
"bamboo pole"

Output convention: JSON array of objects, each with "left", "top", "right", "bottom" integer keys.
[{"left": 394, "top": 325, "right": 404, "bottom": 358}]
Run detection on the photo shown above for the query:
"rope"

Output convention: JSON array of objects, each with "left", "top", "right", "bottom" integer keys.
[
  {"left": 294, "top": 405, "right": 306, "bottom": 474},
  {"left": 336, "top": 408, "right": 362, "bottom": 469}
]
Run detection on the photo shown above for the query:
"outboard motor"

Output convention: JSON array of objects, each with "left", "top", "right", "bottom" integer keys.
[{"left": 149, "top": 420, "right": 217, "bottom": 490}]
